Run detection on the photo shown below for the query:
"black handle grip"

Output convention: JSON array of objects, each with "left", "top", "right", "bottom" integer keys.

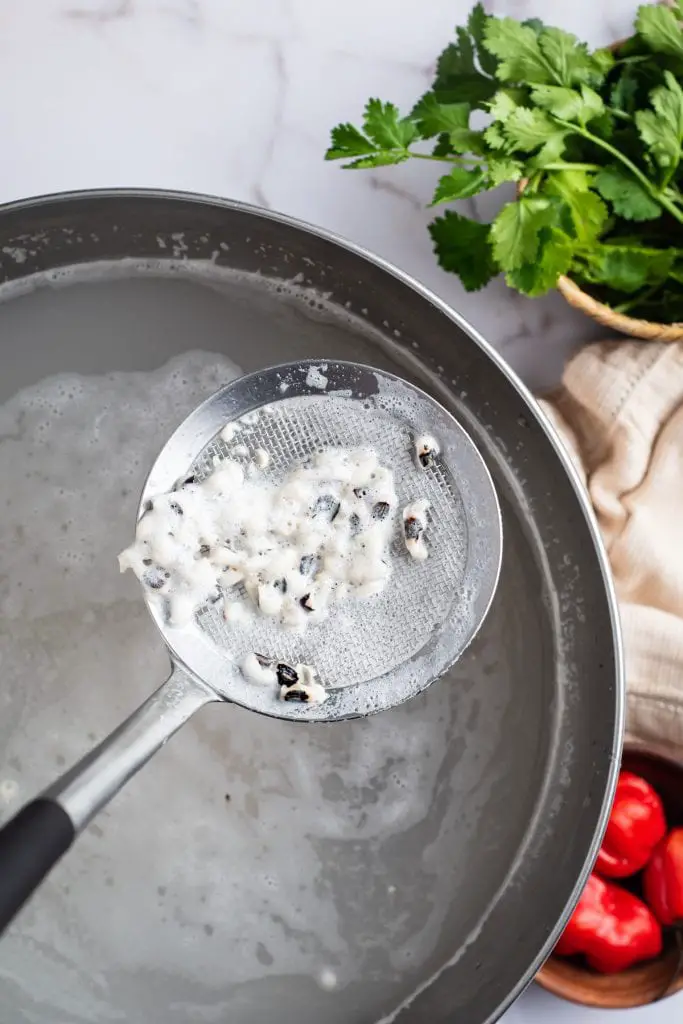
[{"left": 0, "top": 798, "right": 75, "bottom": 933}]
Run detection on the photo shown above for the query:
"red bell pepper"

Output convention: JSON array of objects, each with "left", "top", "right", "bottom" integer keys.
[
  {"left": 555, "top": 873, "right": 663, "bottom": 973},
  {"left": 595, "top": 770, "right": 667, "bottom": 878},
  {"left": 643, "top": 827, "right": 683, "bottom": 926}
]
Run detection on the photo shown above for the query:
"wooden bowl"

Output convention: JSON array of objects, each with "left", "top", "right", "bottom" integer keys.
[{"left": 535, "top": 742, "right": 683, "bottom": 1008}]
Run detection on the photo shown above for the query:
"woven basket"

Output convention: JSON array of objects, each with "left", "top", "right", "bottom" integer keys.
[
  {"left": 554, "top": 275, "right": 683, "bottom": 342},
  {"left": 521, "top": 1, "right": 683, "bottom": 342}
]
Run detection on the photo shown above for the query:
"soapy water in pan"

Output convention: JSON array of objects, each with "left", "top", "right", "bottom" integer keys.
[
  {"left": 193, "top": 394, "right": 468, "bottom": 689},
  {"left": 0, "top": 269, "right": 550, "bottom": 1024}
]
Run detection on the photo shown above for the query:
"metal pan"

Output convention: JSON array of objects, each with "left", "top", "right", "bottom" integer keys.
[{"left": 0, "top": 189, "right": 623, "bottom": 1024}]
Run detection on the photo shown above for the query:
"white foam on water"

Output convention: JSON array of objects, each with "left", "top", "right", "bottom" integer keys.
[
  {"left": 0, "top": 351, "right": 243, "bottom": 622},
  {"left": 0, "top": 331, "right": 492, "bottom": 1023},
  {"left": 0, "top": 261, "right": 518, "bottom": 1024}
]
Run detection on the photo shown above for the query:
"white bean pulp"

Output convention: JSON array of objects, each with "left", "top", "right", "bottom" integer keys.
[{"left": 118, "top": 443, "right": 425, "bottom": 703}]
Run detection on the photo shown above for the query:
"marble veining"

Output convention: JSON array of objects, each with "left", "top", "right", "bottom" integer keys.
[{"left": 0, "top": 1, "right": 679, "bottom": 1021}]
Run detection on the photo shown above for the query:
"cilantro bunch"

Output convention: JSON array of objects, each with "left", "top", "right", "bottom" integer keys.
[{"left": 326, "top": 2, "right": 683, "bottom": 323}]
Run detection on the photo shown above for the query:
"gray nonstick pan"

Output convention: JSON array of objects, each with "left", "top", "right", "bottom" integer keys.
[{"left": 0, "top": 189, "right": 623, "bottom": 1024}]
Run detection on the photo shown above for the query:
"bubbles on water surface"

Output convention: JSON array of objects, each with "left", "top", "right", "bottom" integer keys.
[{"left": 0, "top": 266, "right": 516, "bottom": 1024}]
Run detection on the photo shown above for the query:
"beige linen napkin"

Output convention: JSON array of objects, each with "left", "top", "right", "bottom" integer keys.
[{"left": 539, "top": 340, "right": 683, "bottom": 750}]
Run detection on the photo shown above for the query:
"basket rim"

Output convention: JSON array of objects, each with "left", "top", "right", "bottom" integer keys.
[{"left": 555, "top": 274, "right": 683, "bottom": 341}]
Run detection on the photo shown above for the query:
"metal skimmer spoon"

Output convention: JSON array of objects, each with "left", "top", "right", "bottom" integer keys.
[{"left": 0, "top": 361, "right": 502, "bottom": 932}]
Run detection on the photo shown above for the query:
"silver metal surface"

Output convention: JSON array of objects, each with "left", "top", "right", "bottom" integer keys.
[
  {"left": 0, "top": 189, "right": 623, "bottom": 1024},
  {"left": 145, "top": 360, "right": 502, "bottom": 722},
  {"left": 39, "top": 357, "right": 501, "bottom": 830},
  {"left": 44, "top": 669, "right": 215, "bottom": 832}
]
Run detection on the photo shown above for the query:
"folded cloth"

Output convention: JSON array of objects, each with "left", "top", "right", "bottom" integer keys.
[{"left": 539, "top": 340, "right": 683, "bottom": 751}]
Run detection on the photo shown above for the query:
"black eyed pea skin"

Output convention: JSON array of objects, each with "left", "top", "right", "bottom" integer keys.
[
  {"left": 402, "top": 499, "right": 430, "bottom": 561},
  {"left": 299, "top": 553, "right": 318, "bottom": 576},
  {"left": 349, "top": 513, "right": 363, "bottom": 536},
  {"left": 312, "top": 493, "right": 340, "bottom": 521},
  {"left": 121, "top": 448, "right": 397, "bottom": 631},
  {"left": 274, "top": 662, "right": 327, "bottom": 704},
  {"left": 414, "top": 433, "right": 440, "bottom": 470},
  {"left": 282, "top": 684, "right": 312, "bottom": 703},
  {"left": 276, "top": 662, "right": 299, "bottom": 687},
  {"left": 404, "top": 517, "right": 424, "bottom": 542},
  {"left": 142, "top": 564, "right": 171, "bottom": 590}
]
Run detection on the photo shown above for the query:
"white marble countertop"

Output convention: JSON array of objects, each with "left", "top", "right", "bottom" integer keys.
[{"left": 0, "top": 0, "right": 680, "bottom": 1021}]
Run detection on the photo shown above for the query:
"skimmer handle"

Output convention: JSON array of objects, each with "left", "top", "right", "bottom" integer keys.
[
  {"left": 0, "top": 666, "right": 216, "bottom": 934},
  {"left": 0, "top": 799, "right": 75, "bottom": 932}
]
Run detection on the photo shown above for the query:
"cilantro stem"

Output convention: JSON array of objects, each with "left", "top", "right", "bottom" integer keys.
[
  {"left": 560, "top": 122, "right": 683, "bottom": 227},
  {"left": 411, "top": 152, "right": 462, "bottom": 163},
  {"left": 613, "top": 282, "right": 662, "bottom": 314},
  {"left": 543, "top": 162, "right": 601, "bottom": 172},
  {"left": 607, "top": 107, "right": 632, "bottom": 123},
  {"left": 411, "top": 150, "right": 487, "bottom": 169}
]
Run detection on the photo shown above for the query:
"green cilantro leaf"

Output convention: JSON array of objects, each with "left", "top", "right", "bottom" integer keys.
[
  {"left": 326, "top": 123, "right": 378, "bottom": 161},
  {"left": 506, "top": 227, "right": 574, "bottom": 296},
  {"left": 490, "top": 197, "right": 556, "bottom": 270},
  {"left": 363, "top": 99, "right": 419, "bottom": 150},
  {"left": 538, "top": 27, "right": 611, "bottom": 88},
  {"left": 488, "top": 157, "right": 524, "bottom": 186},
  {"left": 610, "top": 68, "right": 639, "bottom": 115},
  {"left": 484, "top": 20, "right": 610, "bottom": 88},
  {"left": 522, "top": 18, "right": 546, "bottom": 35},
  {"left": 411, "top": 93, "right": 470, "bottom": 138},
  {"left": 503, "top": 107, "right": 565, "bottom": 151},
  {"left": 433, "top": 7, "right": 498, "bottom": 107},
  {"left": 580, "top": 245, "right": 675, "bottom": 292},
  {"left": 410, "top": 92, "right": 488, "bottom": 153},
  {"left": 529, "top": 85, "right": 585, "bottom": 120},
  {"left": 432, "top": 133, "right": 454, "bottom": 157},
  {"left": 594, "top": 165, "right": 662, "bottom": 220},
  {"left": 433, "top": 66, "right": 497, "bottom": 106},
  {"left": 430, "top": 167, "right": 489, "bottom": 205},
  {"left": 484, "top": 17, "right": 553, "bottom": 84},
  {"left": 580, "top": 86, "right": 605, "bottom": 121},
  {"left": 484, "top": 123, "right": 507, "bottom": 150},
  {"left": 635, "top": 71, "right": 683, "bottom": 174},
  {"left": 342, "top": 153, "right": 410, "bottom": 169},
  {"left": 468, "top": 2, "right": 499, "bottom": 76},
  {"left": 431, "top": 4, "right": 500, "bottom": 106},
  {"left": 530, "top": 84, "right": 604, "bottom": 123},
  {"left": 428, "top": 211, "right": 497, "bottom": 290},
  {"left": 326, "top": 2, "right": 683, "bottom": 317},
  {"left": 592, "top": 48, "right": 617, "bottom": 78},
  {"left": 488, "top": 90, "right": 520, "bottom": 122},
  {"left": 527, "top": 132, "right": 569, "bottom": 169},
  {"left": 453, "top": 24, "right": 476, "bottom": 74},
  {"left": 636, "top": 3, "right": 683, "bottom": 62},
  {"left": 326, "top": 101, "right": 419, "bottom": 168},
  {"left": 450, "top": 127, "right": 489, "bottom": 155},
  {"left": 542, "top": 169, "right": 608, "bottom": 244}
]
